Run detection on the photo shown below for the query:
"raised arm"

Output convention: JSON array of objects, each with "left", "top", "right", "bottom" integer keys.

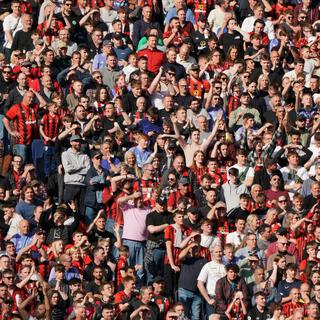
[
  {"left": 171, "top": 113, "right": 186, "bottom": 148},
  {"left": 201, "top": 110, "right": 223, "bottom": 152}
]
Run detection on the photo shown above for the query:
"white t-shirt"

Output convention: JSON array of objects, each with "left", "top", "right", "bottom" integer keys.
[
  {"left": 280, "top": 165, "right": 309, "bottom": 198},
  {"left": 3, "top": 14, "right": 22, "bottom": 49},
  {"left": 197, "top": 260, "right": 226, "bottom": 295},
  {"left": 226, "top": 231, "right": 245, "bottom": 247},
  {"left": 241, "top": 16, "right": 275, "bottom": 40}
]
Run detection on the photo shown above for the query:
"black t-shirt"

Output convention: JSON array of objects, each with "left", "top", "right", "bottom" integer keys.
[
  {"left": 174, "top": 94, "right": 192, "bottom": 108},
  {"left": 88, "top": 226, "right": 116, "bottom": 246},
  {"left": 84, "top": 261, "right": 113, "bottom": 282},
  {"left": 85, "top": 280, "right": 101, "bottom": 295},
  {"left": 227, "top": 207, "right": 250, "bottom": 223},
  {"left": 246, "top": 306, "right": 270, "bottom": 320},
  {"left": 219, "top": 31, "right": 244, "bottom": 58},
  {"left": 158, "top": 109, "right": 172, "bottom": 122},
  {"left": 178, "top": 256, "right": 208, "bottom": 292},
  {"left": 183, "top": 217, "right": 201, "bottom": 230},
  {"left": 130, "top": 300, "right": 160, "bottom": 320},
  {"left": 146, "top": 210, "right": 172, "bottom": 243}
]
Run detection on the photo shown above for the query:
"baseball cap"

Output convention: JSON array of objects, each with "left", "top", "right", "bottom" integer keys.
[
  {"left": 113, "top": 32, "right": 122, "bottom": 40},
  {"left": 70, "top": 135, "right": 82, "bottom": 142},
  {"left": 31, "top": 180, "right": 40, "bottom": 187},
  {"left": 103, "top": 40, "right": 112, "bottom": 46},
  {"left": 90, "top": 149, "right": 102, "bottom": 159},
  {"left": 297, "top": 114, "right": 306, "bottom": 121},
  {"left": 190, "top": 63, "right": 200, "bottom": 71}
]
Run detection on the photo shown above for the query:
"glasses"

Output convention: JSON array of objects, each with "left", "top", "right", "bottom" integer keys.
[
  {"left": 3, "top": 71, "right": 11, "bottom": 74},
  {"left": 280, "top": 242, "right": 289, "bottom": 246},
  {"left": 215, "top": 86, "right": 222, "bottom": 90},
  {"left": 65, "top": 3, "right": 72, "bottom": 6},
  {"left": 4, "top": 276, "right": 14, "bottom": 279}
]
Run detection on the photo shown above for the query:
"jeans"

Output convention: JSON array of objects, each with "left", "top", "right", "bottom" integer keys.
[
  {"left": 146, "top": 247, "right": 165, "bottom": 284},
  {"left": 122, "top": 239, "right": 146, "bottom": 286},
  {"left": 14, "top": 144, "right": 31, "bottom": 164},
  {"left": 178, "top": 288, "right": 202, "bottom": 320},
  {"left": 85, "top": 206, "right": 97, "bottom": 225},
  {"left": 43, "top": 145, "right": 56, "bottom": 176}
]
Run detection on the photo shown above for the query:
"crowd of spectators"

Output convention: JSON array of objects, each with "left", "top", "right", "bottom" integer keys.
[{"left": 0, "top": 0, "right": 319, "bottom": 319}]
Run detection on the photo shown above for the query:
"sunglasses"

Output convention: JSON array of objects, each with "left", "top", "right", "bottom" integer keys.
[{"left": 3, "top": 71, "right": 11, "bottom": 74}]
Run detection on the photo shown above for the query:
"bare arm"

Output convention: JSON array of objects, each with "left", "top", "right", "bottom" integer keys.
[
  {"left": 147, "top": 223, "right": 169, "bottom": 234},
  {"left": 147, "top": 67, "right": 164, "bottom": 95}
]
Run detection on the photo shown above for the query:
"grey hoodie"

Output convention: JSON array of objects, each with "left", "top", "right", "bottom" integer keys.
[{"left": 62, "top": 148, "right": 90, "bottom": 185}]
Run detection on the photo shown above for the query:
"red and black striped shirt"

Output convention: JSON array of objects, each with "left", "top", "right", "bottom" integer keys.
[
  {"left": 40, "top": 113, "right": 61, "bottom": 145},
  {"left": 6, "top": 103, "right": 39, "bottom": 145}
]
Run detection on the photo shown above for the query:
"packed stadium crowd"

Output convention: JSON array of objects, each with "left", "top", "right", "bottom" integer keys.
[{"left": 0, "top": 0, "right": 319, "bottom": 319}]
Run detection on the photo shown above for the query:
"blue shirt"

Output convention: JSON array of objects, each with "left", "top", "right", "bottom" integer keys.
[
  {"left": 128, "top": 146, "right": 151, "bottom": 168},
  {"left": 137, "top": 119, "right": 163, "bottom": 135},
  {"left": 11, "top": 233, "right": 33, "bottom": 253},
  {"left": 164, "top": 8, "right": 195, "bottom": 25},
  {"left": 92, "top": 53, "right": 107, "bottom": 69}
]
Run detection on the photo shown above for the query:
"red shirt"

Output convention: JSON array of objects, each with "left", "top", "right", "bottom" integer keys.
[
  {"left": 137, "top": 48, "right": 166, "bottom": 74},
  {"left": 282, "top": 301, "right": 305, "bottom": 317},
  {"left": 189, "top": 77, "right": 210, "bottom": 100},
  {"left": 116, "top": 256, "right": 128, "bottom": 288},
  {"left": 40, "top": 112, "right": 61, "bottom": 145},
  {"left": 6, "top": 102, "right": 39, "bottom": 145},
  {"left": 133, "top": 179, "right": 158, "bottom": 206},
  {"left": 167, "top": 190, "right": 195, "bottom": 210}
]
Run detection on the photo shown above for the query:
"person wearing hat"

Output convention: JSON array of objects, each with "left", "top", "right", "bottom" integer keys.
[
  {"left": 167, "top": 176, "right": 195, "bottom": 212},
  {"left": 152, "top": 276, "right": 171, "bottom": 319},
  {"left": 184, "top": 206, "right": 201, "bottom": 230},
  {"left": 61, "top": 134, "right": 90, "bottom": 214},
  {"left": 112, "top": 32, "right": 132, "bottom": 65},
  {"left": 190, "top": 15, "right": 215, "bottom": 53},
  {"left": 144, "top": 196, "right": 171, "bottom": 283},
  {"left": 92, "top": 39, "right": 114, "bottom": 70},
  {"left": 84, "top": 150, "right": 110, "bottom": 225}
]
